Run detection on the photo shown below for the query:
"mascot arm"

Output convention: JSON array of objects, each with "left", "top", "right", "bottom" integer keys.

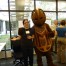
[{"left": 46, "top": 24, "right": 54, "bottom": 38}]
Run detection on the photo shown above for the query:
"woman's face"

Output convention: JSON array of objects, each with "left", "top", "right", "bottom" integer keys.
[{"left": 23, "top": 20, "right": 30, "bottom": 29}]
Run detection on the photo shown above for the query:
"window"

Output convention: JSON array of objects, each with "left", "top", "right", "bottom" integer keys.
[
  {"left": 58, "top": 12, "right": 66, "bottom": 20},
  {"left": 10, "top": 0, "right": 34, "bottom": 10},
  {"left": 58, "top": 1, "right": 66, "bottom": 11},
  {"left": 36, "top": 0, "right": 56, "bottom": 11},
  {"left": 45, "top": 12, "right": 56, "bottom": 25},
  {"left": 0, "top": 12, "right": 10, "bottom": 49},
  {"left": 0, "top": 0, "right": 8, "bottom": 10}
]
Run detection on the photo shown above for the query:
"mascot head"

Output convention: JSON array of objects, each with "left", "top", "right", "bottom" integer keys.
[{"left": 31, "top": 8, "right": 46, "bottom": 27}]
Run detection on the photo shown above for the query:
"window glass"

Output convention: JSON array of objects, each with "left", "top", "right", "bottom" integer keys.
[
  {"left": 9, "top": 0, "right": 34, "bottom": 10},
  {"left": 58, "top": 13, "right": 66, "bottom": 20},
  {"left": 36, "top": 0, "right": 56, "bottom": 11},
  {"left": 0, "top": 0, "right": 8, "bottom": 10},
  {"left": 58, "top": 1, "right": 66, "bottom": 11},
  {"left": 45, "top": 12, "right": 56, "bottom": 26},
  {"left": 0, "top": 12, "right": 10, "bottom": 50}
]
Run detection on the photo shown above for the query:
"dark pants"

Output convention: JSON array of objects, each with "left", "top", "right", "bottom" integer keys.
[
  {"left": 35, "top": 48, "right": 56, "bottom": 66},
  {"left": 23, "top": 47, "right": 33, "bottom": 66}
]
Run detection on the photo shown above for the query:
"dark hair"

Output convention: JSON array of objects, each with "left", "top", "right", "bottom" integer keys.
[
  {"left": 60, "top": 20, "right": 65, "bottom": 25},
  {"left": 23, "top": 19, "right": 28, "bottom": 25}
]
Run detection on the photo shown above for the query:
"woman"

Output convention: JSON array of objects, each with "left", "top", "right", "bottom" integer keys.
[{"left": 11, "top": 19, "right": 34, "bottom": 66}]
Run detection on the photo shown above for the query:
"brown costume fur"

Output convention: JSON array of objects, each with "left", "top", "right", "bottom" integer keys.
[{"left": 31, "top": 9, "right": 57, "bottom": 66}]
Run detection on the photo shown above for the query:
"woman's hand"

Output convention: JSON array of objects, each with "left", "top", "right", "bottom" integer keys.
[
  {"left": 11, "top": 37, "right": 17, "bottom": 41},
  {"left": 11, "top": 35, "right": 21, "bottom": 41},
  {"left": 27, "top": 36, "right": 32, "bottom": 39},
  {"left": 27, "top": 35, "right": 34, "bottom": 39}
]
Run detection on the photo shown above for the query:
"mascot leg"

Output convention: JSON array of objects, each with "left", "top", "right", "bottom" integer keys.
[
  {"left": 35, "top": 48, "right": 43, "bottom": 66},
  {"left": 46, "top": 51, "right": 57, "bottom": 66}
]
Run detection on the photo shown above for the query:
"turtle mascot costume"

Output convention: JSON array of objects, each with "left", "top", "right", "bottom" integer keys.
[{"left": 31, "top": 8, "right": 57, "bottom": 66}]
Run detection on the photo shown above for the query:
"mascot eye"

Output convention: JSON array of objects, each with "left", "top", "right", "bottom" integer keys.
[
  {"left": 35, "top": 18, "right": 38, "bottom": 20},
  {"left": 40, "top": 17, "right": 43, "bottom": 19}
]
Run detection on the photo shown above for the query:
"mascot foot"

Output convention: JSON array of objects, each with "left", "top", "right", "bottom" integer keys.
[{"left": 48, "top": 63, "right": 57, "bottom": 66}]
